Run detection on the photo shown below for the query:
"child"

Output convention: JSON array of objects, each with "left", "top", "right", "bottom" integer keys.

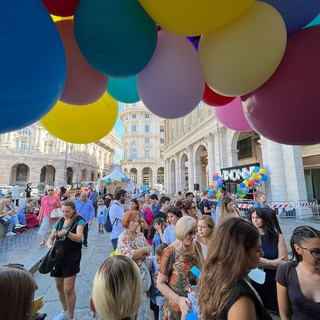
[
  {"left": 184, "top": 266, "right": 200, "bottom": 320},
  {"left": 150, "top": 242, "right": 168, "bottom": 320},
  {"left": 97, "top": 198, "right": 107, "bottom": 233},
  {"left": 149, "top": 218, "right": 166, "bottom": 255}
]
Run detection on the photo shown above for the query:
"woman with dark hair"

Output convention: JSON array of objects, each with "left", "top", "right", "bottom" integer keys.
[
  {"left": 276, "top": 226, "right": 320, "bottom": 319},
  {"left": 47, "top": 200, "right": 85, "bottom": 320},
  {"left": 199, "top": 218, "right": 272, "bottom": 320},
  {"left": 250, "top": 208, "right": 288, "bottom": 315},
  {"left": 162, "top": 206, "right": 183, "bottom": 245},
  {"left": 58, "top": 187, "right": 70, "bottom": 202},
  {"left": 218, "top": 196, "right": 241, "bottom": 225}
]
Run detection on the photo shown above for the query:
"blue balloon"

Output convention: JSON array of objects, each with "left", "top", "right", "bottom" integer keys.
[
  {"left": 74, "top": 0, "right": 158, "bottom": 77},
  {"left": 107, "top": 76, "right": 140, "bottom": 103},
  {"left": 262, "top": 0, "right": 320, "bottom": 34},
  {"left": 253, "top": 166, "right": 260, "bottom": 173},
  {"left": 0, "top": 0, "right": 66, "bottom": 134}
]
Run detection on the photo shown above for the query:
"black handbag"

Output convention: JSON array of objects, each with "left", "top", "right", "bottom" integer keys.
[{"left": 38, "top": 217, "right": 78, "bottom": 274}]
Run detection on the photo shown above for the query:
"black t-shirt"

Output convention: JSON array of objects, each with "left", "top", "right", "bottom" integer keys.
[{"left": 154, "top": 210, "right": 166, "bottom": 221}]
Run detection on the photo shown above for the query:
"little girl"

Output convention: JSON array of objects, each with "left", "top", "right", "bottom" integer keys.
[{"left": 97, "top": 199, "right": 107, "bottom": 233}]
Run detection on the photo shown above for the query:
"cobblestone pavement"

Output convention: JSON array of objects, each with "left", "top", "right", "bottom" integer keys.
[{"left": 1, "top": 216, "right": 319, "bottom": 319}]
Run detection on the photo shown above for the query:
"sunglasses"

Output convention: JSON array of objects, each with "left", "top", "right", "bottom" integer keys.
[
  {"left": 299, "top": 246, "right": 320, "bottom": 259},
  {"left": 47, "top": 189, "right": 54, "bottom": 191}
]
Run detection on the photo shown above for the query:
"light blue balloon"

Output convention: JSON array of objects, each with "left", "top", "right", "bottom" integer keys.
[
  {"left": 0, "top": 0, "right": 66, "bottom": 134},
  {"left": 107, "top": 76, "right": 140, "bottom": 103},
  {"left": 305, "top": 14, "right": 320, "bottom": 28}
]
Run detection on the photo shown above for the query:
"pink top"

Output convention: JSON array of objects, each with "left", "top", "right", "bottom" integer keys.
[{"left": 38, "top": 195, "right": 61, "bottom": 223}]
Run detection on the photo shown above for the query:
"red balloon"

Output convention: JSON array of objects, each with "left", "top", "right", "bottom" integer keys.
[
  {"left": 55, "top": 20, "right": 108, "bottom": 105},
  {"left": 202, "top": 83, "right": 235, "bottom": 106},
  {"left": 242, "top": 26, "right": 320, "bottom": 145},
  {"left": 42, "top": 0, "right": 79, "bottom": 17}
]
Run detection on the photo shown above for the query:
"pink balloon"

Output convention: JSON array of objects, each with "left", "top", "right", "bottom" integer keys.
[
  {"left": 138, "top": 30, "right": 205, "bottom": 119},
  {"left": 215, "top": 97, "right": 252, "bottom": 132},
  {"left": 242, "top": 26, "right": 320, "bottom": 145},
  {"left": 55, "top": 20, "right": 108, "bottom": 105}
]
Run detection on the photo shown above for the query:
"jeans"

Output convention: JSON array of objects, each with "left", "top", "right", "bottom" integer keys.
[
  {"left": 111, "top": 238, "right": 118, "bottom": 250},
  {"left": 17, "top": 213, "right": 26, "bottom": 225},
  {"left": 83, "top": 223, "right": 89, "bottom": 245},
  {"left": 8, "top": 214, "right": 19, "bottom": 232}
]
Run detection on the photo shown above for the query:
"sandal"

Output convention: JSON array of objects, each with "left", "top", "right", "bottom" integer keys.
[{"left": 39, "top": 241, "right": 45, "bottom": 247}]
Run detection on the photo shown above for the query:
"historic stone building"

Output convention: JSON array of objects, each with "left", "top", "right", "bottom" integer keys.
[
  {"left": 120, "top": 102, "right": 165, "bottom": 190},
  {"left": 162, "top": 102, "right": 320, "bottom": 216},
  {"left": 0, "top": 122, "right": 123, "bottom": 188}
]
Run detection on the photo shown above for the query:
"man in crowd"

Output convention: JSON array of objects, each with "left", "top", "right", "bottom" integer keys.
[
  {"left": 150, "top": 194, "right": 160, "bottom": 217},
  {"left": 75, "top": 192, "right": 94, "bottom": 248},
  {"left": 109, "top": 189, "right": 127, "bottom": 250},
  {"left": 154, "top": 196, "right": 171, "bottom": 221}
]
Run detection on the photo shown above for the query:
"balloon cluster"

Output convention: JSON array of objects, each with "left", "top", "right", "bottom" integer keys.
[
  {"left": 104, "top": 177, "right": 131, "bottom": 186},
  {"left": 207, "top": 173, "right": 224, "bottom": 199},
  {"left": 1, "top": 1, "right": 320, "bottom": 145},
  {"left": 239, "top": 166, "right": 268, "bottom": 194}
]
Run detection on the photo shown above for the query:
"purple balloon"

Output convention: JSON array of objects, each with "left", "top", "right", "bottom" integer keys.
[
  {"left": 214, "top": 97, "right": 252, "bottom": 132},
  {"left": 242, "top": 26, "right": 320, "bottom": 145},
  {"left": 138, "top": 30, "right": 205, "bottom": 119},
  {"left": 262, "top": 0, "right": 320, "bottom": 34}
]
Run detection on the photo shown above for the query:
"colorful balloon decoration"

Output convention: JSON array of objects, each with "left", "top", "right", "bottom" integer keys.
[
  {"left": 0, "top": 0, "right": 66, "bottom": 134},
  {"left": 107, "top": 76, "right": 140, "bottom": 104},
  {"left": 74, "top": 0, "right": 158, "bottom": 78},
  {"left": 40, "top": 93, "right": 118, "bottom": 144},
  {"left": 198, "top": 1, "right": 287, "bottom": 96},
  {"left": 139, "top": 0, "right": 254, "bottom": 36},
  {"left": 138, "top": 30, "right": 205, "bottom": 119},
  {"left": 214, "top": 98, "right": 252, "bottom": 132},
  {"left": 42, "top": 0, "right": 80, "bottom": 17},
  {"left": 105, "top": 177, "right": 131, "bottom": 186},
  {"left": 242, "top": 26, "right": 320, "bottom": 145},
  {"left": 262, "top": 0, "right": 320, "bottom": 34},
  {"left": 202, "top": 83, "right": 235, "bottom": 107},
  {"left": 55, "top": 20, "right": 108, "bottom": 105}
]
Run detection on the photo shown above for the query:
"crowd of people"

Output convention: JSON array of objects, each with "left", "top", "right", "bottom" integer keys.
[{"left": 1, "top": 185, "right": 319, "bottom": 320}]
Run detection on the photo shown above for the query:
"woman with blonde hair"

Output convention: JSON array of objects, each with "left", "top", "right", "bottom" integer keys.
[
  {"left": 199, "top": 218, "right": 272, "bottom": 320},
  {"left": 90, "top": 256, "right": 142, "bottom": 320},
  {"left": 218, "top": 196, "right": 241, "bottom": 225},
  {"left": 0, "top": 265, "right": 37, "bottom": 320},
  {"left": 196, "top": 215, "right": 215, "bottom": 259},
  {"left": 157, "top": 216, "right": 203, "bottom": 320}
]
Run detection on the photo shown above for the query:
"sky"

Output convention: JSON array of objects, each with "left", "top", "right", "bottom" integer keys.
[{"left": 114, "top": 103, "right": 123, "bottom": 138}]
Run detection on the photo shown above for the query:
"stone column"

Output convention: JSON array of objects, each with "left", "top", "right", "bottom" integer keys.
[
  {"left": 188, "top": 147, "right": 195, "bottom": 192},
  {"left": 207, "top": 134, "right": 215, "bottom": 184}
]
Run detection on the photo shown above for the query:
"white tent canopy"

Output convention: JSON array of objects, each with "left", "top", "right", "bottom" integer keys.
[{"left": 97, "top": 167, "right": 134, "bottom": 194}]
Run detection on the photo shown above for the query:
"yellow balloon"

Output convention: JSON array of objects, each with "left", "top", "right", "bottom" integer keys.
[
  {"left": 139, "top": 0, "right": 254, "bottom": 36},
  {"left": 198, "top": 1, "right": 287, "bottom": 96},
  {"left": 51, "top": 15, "right": 73, "bottom": 22},
  {"left": 40, "top": 93, "right": 118, "bottom": 144}
]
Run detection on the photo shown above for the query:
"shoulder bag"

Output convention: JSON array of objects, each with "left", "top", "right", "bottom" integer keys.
[
  {"left": 50, "top": 208, "right": 63, "bottom": 218},
  {"left": 38, "top": 217, "right": 78, "bottom": 274},
  {"left": 0, "top": 214, "right": 12, "bottom": 224}
]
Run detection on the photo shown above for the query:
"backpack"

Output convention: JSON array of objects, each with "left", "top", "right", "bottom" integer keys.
[{"left": 103, "top": 205, "right": 119, "bottom": 233}]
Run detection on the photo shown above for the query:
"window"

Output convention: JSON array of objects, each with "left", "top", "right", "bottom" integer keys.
[
  {"left": 145, "top": 113, "right": 150, "bottom": 119},
  {"left": 160, "top": 125, "right": 164, "bottom": 133},
  {"left": 160, "top": 138, "right": 164, "bottom": 144},
  {"left": 144, "top": 149, "right": 150, "bottom": 158},
  {"left": 145, "top": 124, "right": 150, "bottom": 133},
  {"left": 237, "top": 137, "right": 253, "bottom": 160},
  {"left": 145, "top": 137, "right": 150, "bottom": 144},
  {"left": 131, "top": 125, "right": 137, "bottom": 133},
  {"left": 18, "top": 129, "right": 31, "bottom": 137},
  {"left": 132, "top": 148, "right": 137, "bottom": 160},
  {"left": 132, "top": 114, "right": 136, "bottom": 119}
]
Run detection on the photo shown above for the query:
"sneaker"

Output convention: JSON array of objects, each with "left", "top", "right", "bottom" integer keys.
[
  {"left": 6, "top": 231, "right": 16, "bottom": 236},
  {"left": 15, "top": 224, "right": 26, "bottom": 229},
  {"left": 53, "top": 310, "right": 68, "bottom": 320}
]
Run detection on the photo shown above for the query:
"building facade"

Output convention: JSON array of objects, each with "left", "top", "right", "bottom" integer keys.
[
  {"left": 163, "top": 102, "right": 320, "bottom": 216},
  {"left": 0, "top": 123, "right": 123, "bottom": 188},
  {"left": 120, "top": 102, "right": 165, "bottom": 190}
]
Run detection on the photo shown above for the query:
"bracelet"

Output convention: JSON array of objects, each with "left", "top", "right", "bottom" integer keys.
[{"left": 66, "top": 231, "right": 69, "bottom": 237}]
